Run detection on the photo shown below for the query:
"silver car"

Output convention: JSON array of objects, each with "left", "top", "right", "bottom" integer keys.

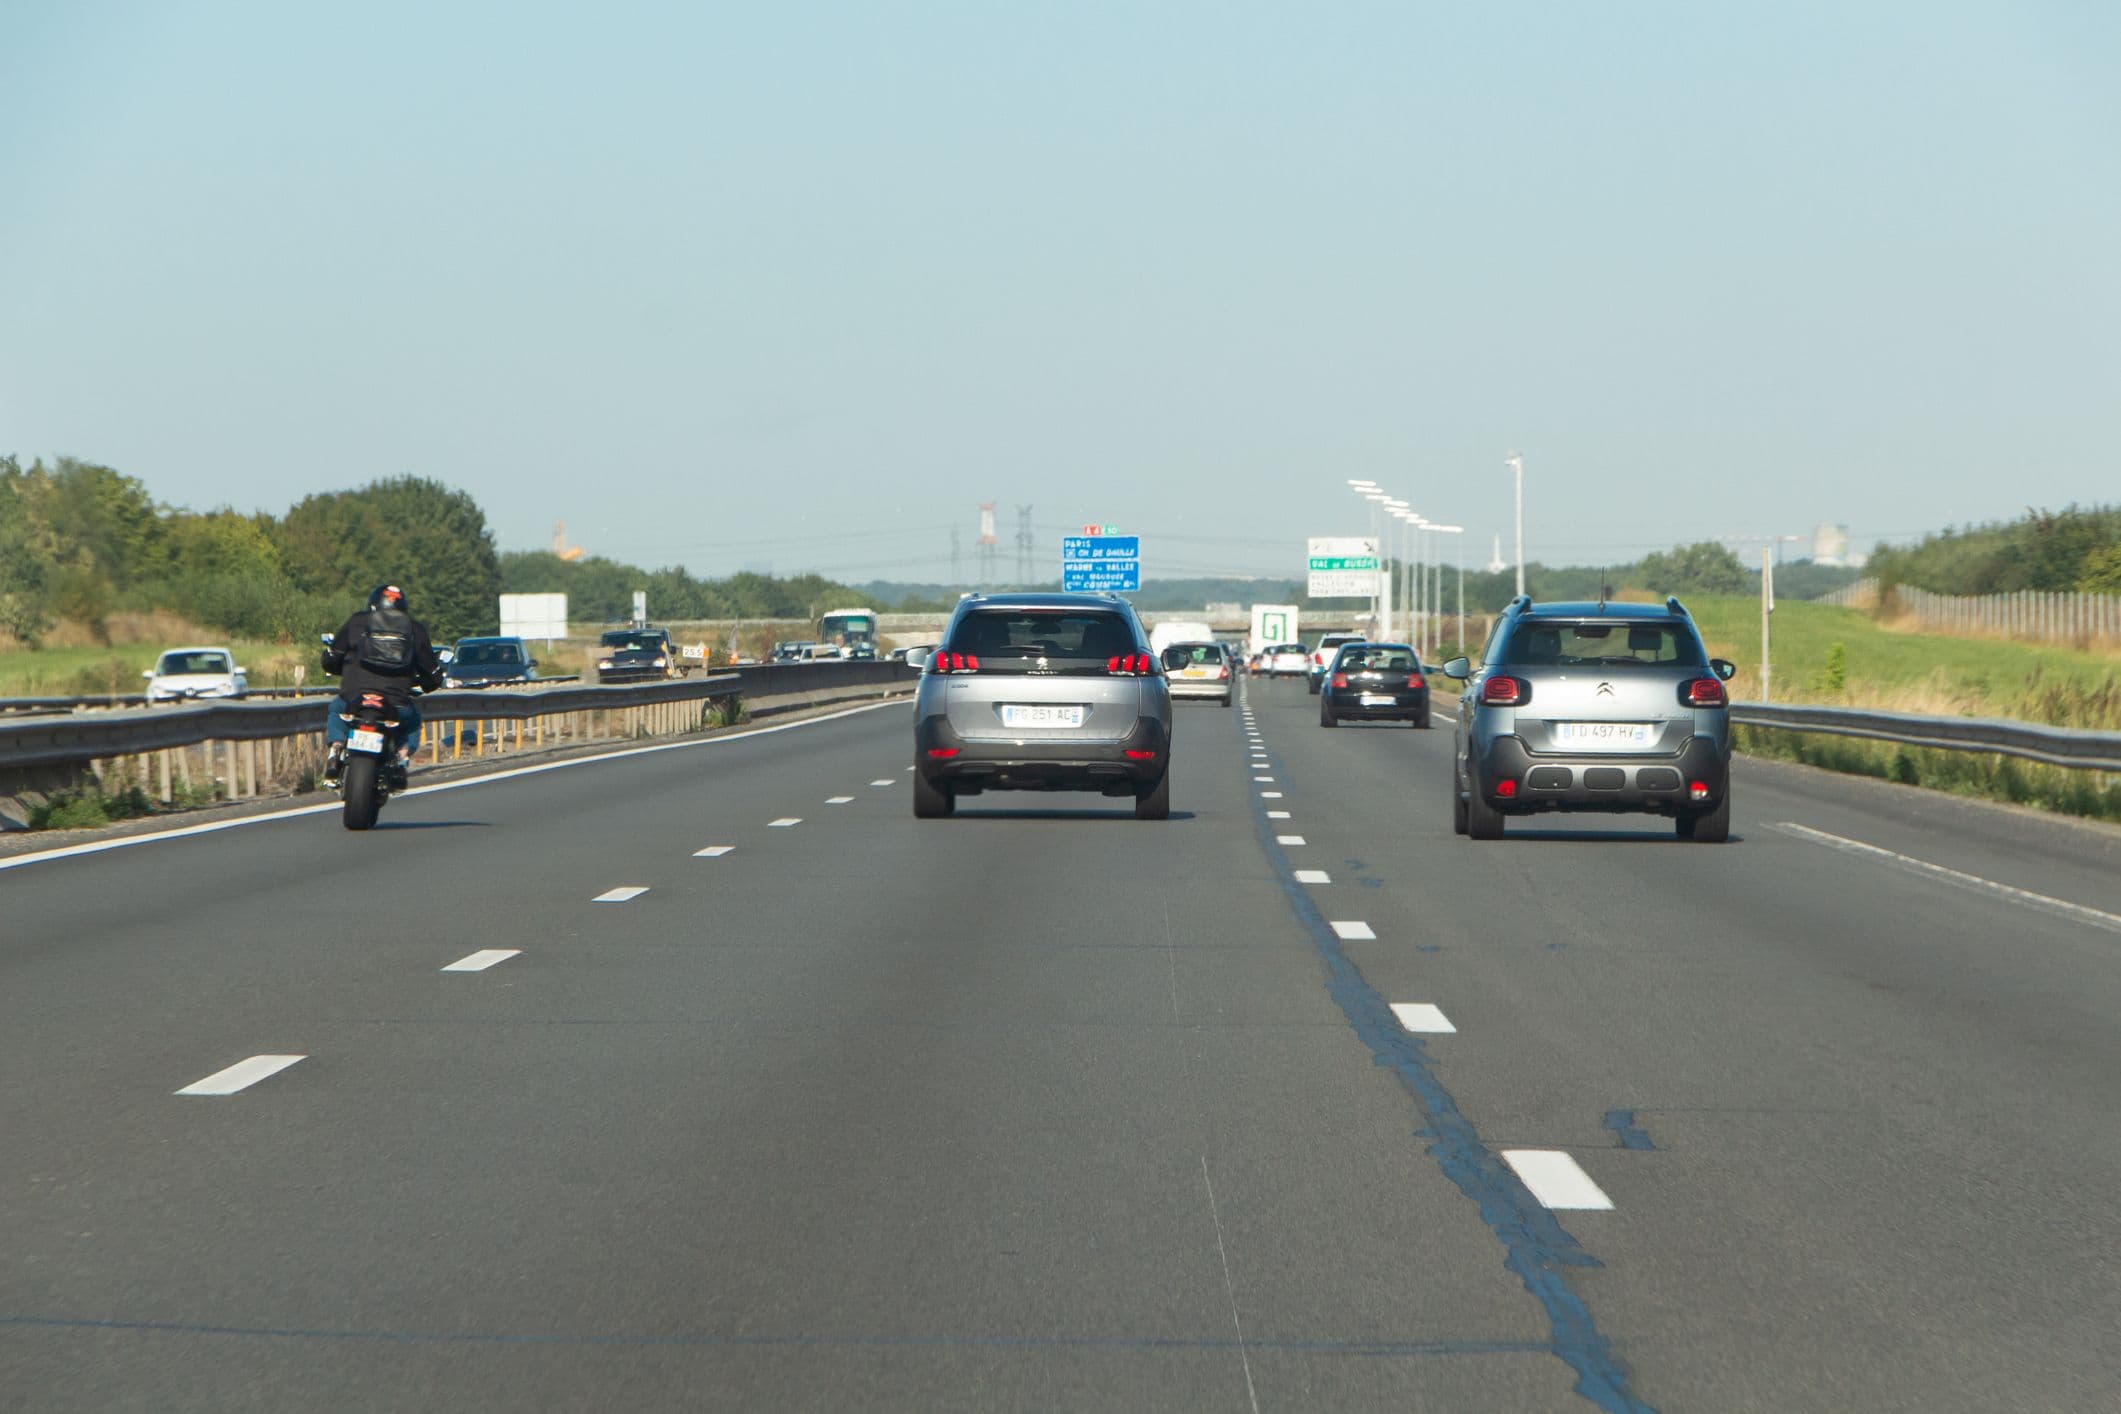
[
  {"left": 1445, "top": 596, "right": 1738, "bottom": 842},
  {"left": 914, "top": 593, "right": 1174, "bottom": 819},
  {"left": 1160, "top": 641, "right": 1234, "bottom": 706}
]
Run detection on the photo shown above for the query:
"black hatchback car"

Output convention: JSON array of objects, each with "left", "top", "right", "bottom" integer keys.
[
  {"left": 445, "top": 636, "right": 538, "bottom": 687},
  {"left": 1319, "top": 641, "right": 1430, "bottom": 728}
]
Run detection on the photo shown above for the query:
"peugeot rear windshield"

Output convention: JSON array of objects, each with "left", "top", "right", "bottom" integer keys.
[
  {"left": 942, "top": 609, "right": 1140, "bottom": 669},
  {"left": 1499, "top": 620, "right": 1705, "bottom": 667}
]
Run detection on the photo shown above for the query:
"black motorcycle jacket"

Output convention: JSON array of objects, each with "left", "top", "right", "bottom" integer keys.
[{"left": 324, "top": 607, "right": 445, "bottom": 703}]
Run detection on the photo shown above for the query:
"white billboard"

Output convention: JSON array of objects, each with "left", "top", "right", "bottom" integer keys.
[
  {"left": 500, "top": 592, "right": 569, "bottom": 641},
  {"left": 1307, "top": 537, "right": 1380, "bottom": 598}
]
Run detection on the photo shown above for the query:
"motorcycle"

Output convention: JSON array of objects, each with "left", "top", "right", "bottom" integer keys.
[{"left": 336, "top": 690, "right": 401, "bottom": 830}]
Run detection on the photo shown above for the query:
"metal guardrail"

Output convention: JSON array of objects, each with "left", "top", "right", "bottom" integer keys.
[
  {"left": 0, "top": 662, "right": 916, "bottom": 771},
  {"left": 1730, "top": 702, "right": 2121, "bottom": 772}
]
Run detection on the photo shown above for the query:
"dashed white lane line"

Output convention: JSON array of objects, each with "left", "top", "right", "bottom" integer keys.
[
  {"left": 1267, "top": 810, "right": 1292, "bottom": 820},
  {"left": 768, "top": 818, "right": 802, "bottom": 828},
  {"left": 1391, "top": 1002, "right": 1456, "bottom": 1033},
  {"left": 1502, "top": 1150, "right": 1614, "bottom": 1211},
  {"left": 176, "top": 1055, "right": 305, "bottom": 1096},
  {"left": 1278, "top": 835, "right": 1307, "bottom": 846},
  {"left": 1778, "top": 823, "right": 2121, "bottom": 934},
  {"left": 593, "top": 887, "right": 650, "bottom": 903},
  {"left": 442, "top": 949, "right": 521, "bottom": 973},
  {"left": 1253, "top": 776, "right": 1275, "bottom": 783},
  {"left": 1329, "top": 920, "right": 1373, "bottom": 940},
  {"left": 871, "top": 779, "right": 896, "bottom": 787},
  {"left": 1260, "top": 791, "right": 1284, "bottom": 799},
  {"left": 693, "top": 846, "right": 734, "bottom": 858},
  {"left": 826, "top": 796, "right": 854, "bottom": 805},
  {"left": 1294, "top": 869, "right": 1330, "bottom": 884}
]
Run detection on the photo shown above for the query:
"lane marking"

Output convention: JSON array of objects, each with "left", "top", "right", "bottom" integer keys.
[
  {"left": 593, "top": 887, "right": 649, "bottom": 903},
  {"left": 1294, "top": 869, "right": 1330, "bottom": 884},
  {"left": 1391, "top": 1003, "right": 1457, "bottom": 1033},
  {"left": 1260, "top": 791, "right": 1283, "bottom": 799},
  {"left": 1777, "top": 823, "right": 2121, "bottom": 935},
  {"left": 768, "top": 818, "right": 802, "bottom": 828},
  {"left": 176, "top": 1055, "right": 305, "bottom": 1096},
  {"left": 1267, "top": 810, "right": 1292, "bottom": 819},
  {"left": 1330, "top": 920, "right": 1374, "bottom": 940},
  {"left": 870, "top": 779, "right": 895, "bottom": 787},
  {"left": 826, "top": 796, "right": 854, "bottom": 805},
  {"left": 0, "top": 698, "right": 911, "bottom": 874},
  {"left": 442, "top": 949, "right": 520, "bottom": 973},
  {"left": 1277, "top": 835, "right": 1307, "bottom": 845},
  {"left": 692, "top": 846, "right": 734, "bottom": 858},
  {"left": 1253, "top": 776, "right": 1275, "bottom": 783},
  {"left": 1501, "top": 1151, "right": 1613, "bottom": 1211}
]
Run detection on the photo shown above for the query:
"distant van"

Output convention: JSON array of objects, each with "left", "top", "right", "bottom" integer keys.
[{"left": 1148, "top": 620, "right": 1215, "bottom": 658}]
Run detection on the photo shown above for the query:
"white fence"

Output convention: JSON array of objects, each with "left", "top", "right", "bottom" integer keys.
[{"left": 1813, "top": 579, "right": 2121, "bottom": 646}]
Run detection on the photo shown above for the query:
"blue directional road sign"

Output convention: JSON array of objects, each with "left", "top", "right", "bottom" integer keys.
[{"left": 1061, "top": 535, "right": 1141, "bottom": 592}]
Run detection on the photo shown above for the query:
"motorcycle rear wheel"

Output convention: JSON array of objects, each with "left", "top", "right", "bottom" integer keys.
[{"left": 342, "top": 753, "right": 383, "bottom": 831}]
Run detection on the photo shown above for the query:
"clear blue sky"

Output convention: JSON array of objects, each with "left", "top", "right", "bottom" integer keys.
[{"left": 4, "top": 1, "right": 2116, "bottom": 582}]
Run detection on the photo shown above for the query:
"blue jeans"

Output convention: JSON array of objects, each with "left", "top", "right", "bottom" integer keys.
[{"left": 326, "top": 697, "right": 422, "bottom": 757}]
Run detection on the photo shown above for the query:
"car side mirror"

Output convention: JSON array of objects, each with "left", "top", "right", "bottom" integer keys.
[
  {"left": 231, "top": 666, "right": 245, "bottom": 675},
  {"left": 527, "top": 658, "right": 538, "bottom": 668},
  {"left": 1710, "top": 658, "right": 1737, "bottom": 681},
  {"left": 1443, "top": 657, "right": 1471, "bottom": 681},
  {"left": 141, "top": 669, "right": 154, "bottom": 679}
]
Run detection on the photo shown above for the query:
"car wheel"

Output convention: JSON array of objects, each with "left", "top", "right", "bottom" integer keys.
[
  {"left": 1678, "top": 789, "right": 1730, "bottom": 843},
  {"left": 1135, "top": 769, "right": 1171, "bottom": 821},
  {"left": 1319, "top": 699, "right": 1337, "bottom": 728},
  {"left": 1413, "top": 702, "right": 1432, "bottom": 729},
  {"left": 1465, "top": 771, "right": 1505, "bottom": 840},
  {"left": 1307, "top": 678, "right": 1321, "bottom": 695},
  {"left": 1453, "top": 781, "right": 1469, "bottom": 835},
  {"left": 912, "top": 772, "right": 955, "bottom": 819},
  {"left": 1221, "top": 696, "right": 1232, "bottom": 708}
]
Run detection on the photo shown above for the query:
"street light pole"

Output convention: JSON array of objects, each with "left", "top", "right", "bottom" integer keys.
[
  {"left": 1504, "top": 453, "right": 1525, "bottom": 597},
  {"left": 1426, "top": 525, "right": 1464, "bottom": 659}
]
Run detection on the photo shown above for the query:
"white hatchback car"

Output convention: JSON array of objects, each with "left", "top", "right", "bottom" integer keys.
[{"left": 145, "top": 646, "right": 248, "bottom": 702}]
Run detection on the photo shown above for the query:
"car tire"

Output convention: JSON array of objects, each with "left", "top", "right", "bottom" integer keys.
[
  {"left": 1678, "top": 789, "right": 1730, "bottom": 843},
  {"left": 1221, "top": 696, "right": 1232, "bottom": 708},
  {"left": 1307, "top": 678, "right": 1321, "bottom": 695},
  {"left": 1319, "top": 700, "right": 1337, "bottom": 728},
  {"left": 1453, "top": 781, "right": 1470, "bottom": 835},
  {"left": 1134, "top": 769, "right": 1171, "bottom": 821},
  {"left": 912, "top": 772, "right": 955, "bottom": 819},
  {"left": 1413, "top": 710, "right": 1431, "bottom": 729},
  {"left": 1465, "top": 771, "right": 1505, "bottom": 840}
]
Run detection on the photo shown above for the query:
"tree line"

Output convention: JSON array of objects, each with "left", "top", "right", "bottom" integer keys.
[
  {"left": 0, "top": 455, "right": 882, "bottom": 648},
  {"left": 0, "top": 457, "right": 502, "bottom": 645},
  {"left": 1866, "top": 505, "right": 2121, "bottom": 597}
]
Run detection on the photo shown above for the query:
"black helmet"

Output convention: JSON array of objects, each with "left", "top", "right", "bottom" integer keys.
[{"left": 368, "top": 584, "right": 409, "bottom": 613}]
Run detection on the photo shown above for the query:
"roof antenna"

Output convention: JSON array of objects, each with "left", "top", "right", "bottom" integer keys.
[{"left": 1598, "top": 572, "right": 1608, "bottom": 613}]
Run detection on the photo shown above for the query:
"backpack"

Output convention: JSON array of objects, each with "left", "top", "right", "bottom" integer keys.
[{"left": 358, "top": 608, "right": 417, "bottom": 672}]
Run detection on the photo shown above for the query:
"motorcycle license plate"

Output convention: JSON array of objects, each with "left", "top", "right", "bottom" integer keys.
[{"left": 350, "top": 729, "right": 387, "bottom": 754}]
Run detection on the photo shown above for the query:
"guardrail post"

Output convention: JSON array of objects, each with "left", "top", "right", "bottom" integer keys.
[{"left": 158, "top": 748, "right": 172, "bottom": 804}]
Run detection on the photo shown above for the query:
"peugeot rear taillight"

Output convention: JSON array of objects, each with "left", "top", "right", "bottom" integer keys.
[
  {"left": 931, "top": 652, "right": 980, "bottom": 674},
  {"left": 1481, "top": 676, "right": 1528, "bottom": 706},
  {"left": 1106, "top": 654, "right": 1154, "bottom": 675}
]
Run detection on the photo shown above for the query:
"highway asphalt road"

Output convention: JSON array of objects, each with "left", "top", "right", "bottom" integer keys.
[{"left": 3, "top": 681, "right": 2118, "bottom": 1412}]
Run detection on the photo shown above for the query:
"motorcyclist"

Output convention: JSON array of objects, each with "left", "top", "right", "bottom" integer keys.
[{"left": 321, "top": 584, "right": 445, "bottom": 790}]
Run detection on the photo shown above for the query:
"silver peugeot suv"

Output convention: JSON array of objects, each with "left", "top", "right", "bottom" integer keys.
[
  {"left": 913, "top": 593, "right": 1175, "bottom": 820},
  {"left": 1444, "top": 596, "right": 1738, "bottom": 842}
]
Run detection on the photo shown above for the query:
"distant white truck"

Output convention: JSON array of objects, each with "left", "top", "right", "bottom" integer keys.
[{"left": 1248, "top": 604, "right": 1300, "bottom": 657}]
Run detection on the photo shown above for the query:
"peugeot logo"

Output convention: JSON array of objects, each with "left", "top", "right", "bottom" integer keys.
[{"left": 1596, "top": 682, "right": 1614, "bottom": 696}]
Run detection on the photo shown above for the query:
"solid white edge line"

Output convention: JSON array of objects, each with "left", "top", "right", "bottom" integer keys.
[
  {"left": 0, "top": 698, "right": 910, "bottom": 873},
  {"left": 692, "top": 846, "right": 734, "bottom": 857},
  {"left": 1501, "top": 1150, "right": 1613, "bottom": 1210},
  {"left": 1390, "top": 1002, "right": 1455, "bottom": 1033},
  {"left": 442, "top": 949, "right": 521, "bottom": 972},
  {"left": 1776, "top": 823, "right": 2121, "bottom": 934},
  {"left": 593, "top": 887, "right": 649, "bottom": 902},
  {"left": 1329, "top": 920, "right": 1374, "bottom": 940},
  {"left": 1294, "top": 869, "right": 1330, "bottom": 884},
  {"left": 176, "top": 1054, "right": 305, "bottom": 1096}
]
